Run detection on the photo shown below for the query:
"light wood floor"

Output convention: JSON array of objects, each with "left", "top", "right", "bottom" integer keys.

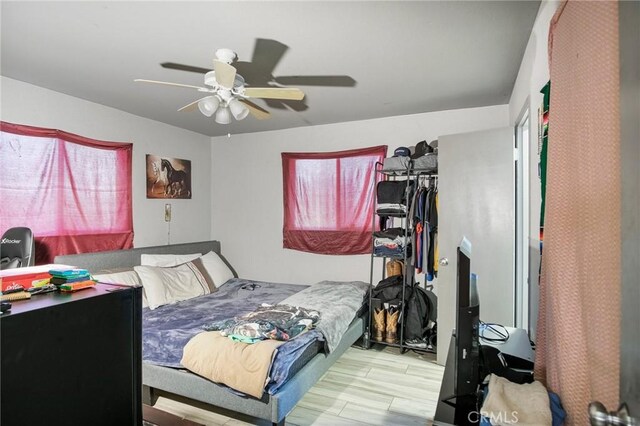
[{"left": 153, "top": 343, "right": 444, "bottom": 426}]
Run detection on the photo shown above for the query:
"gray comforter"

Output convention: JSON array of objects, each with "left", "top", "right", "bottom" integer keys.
[{"left": 281, "top": 280, "right": 370, "bottom": 352}]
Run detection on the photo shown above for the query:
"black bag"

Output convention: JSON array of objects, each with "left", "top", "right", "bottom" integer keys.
[
  {"left": 404, "top": 285, "right": 437, "bottom": 341},
  {"left": 371, "top": 275, "right": 404, "bottom": 306},
  {"left": 376, "top": 180, "right": 414, "bottom": 205}
]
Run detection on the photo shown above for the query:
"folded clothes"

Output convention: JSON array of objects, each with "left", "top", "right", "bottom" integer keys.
[
  {"left": 373, "top": 227, "right": 407, "bottom": 239},
  {"left": 374, "top": 244, "right": 411, "bottom": 258},
  {"left": 374, "top": 236, "right": 409, "bottom": 247},
  {"left": 376, "top": 203, "right": 407, "bottom": 215}
]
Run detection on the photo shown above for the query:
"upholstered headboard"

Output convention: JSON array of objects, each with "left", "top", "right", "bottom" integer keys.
[{"left": 54, "top": 240, "right": 224, "bottom": 273}]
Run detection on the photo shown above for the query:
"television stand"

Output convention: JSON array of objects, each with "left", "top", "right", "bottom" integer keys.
[{"left": 433, "top": 335, "right": 480, "bottom": 425}]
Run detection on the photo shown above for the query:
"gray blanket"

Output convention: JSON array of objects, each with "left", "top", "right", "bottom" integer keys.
[{"left": 281, "top": 280, "right": 370, "bottom": 352}]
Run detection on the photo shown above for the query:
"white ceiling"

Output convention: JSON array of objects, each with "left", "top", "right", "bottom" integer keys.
[{"left": 1, "top": 1, "right": 540, "bottom": 137}]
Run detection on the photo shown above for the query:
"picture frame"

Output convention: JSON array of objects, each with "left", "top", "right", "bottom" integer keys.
[{"left": 146, "top": 154, "right": 192, "bottom": 199}]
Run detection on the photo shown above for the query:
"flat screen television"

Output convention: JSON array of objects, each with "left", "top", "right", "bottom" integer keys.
[{"left": 454, "top": 236, "right": 480, "bottom": 399}]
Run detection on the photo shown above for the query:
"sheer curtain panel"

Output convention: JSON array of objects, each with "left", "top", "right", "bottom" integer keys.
[
  {"left": 0, "top": 122, "right": 133, "bottom": 263},
  {"left": 282, "top": 145, "right": 387, "bottom": 255}
]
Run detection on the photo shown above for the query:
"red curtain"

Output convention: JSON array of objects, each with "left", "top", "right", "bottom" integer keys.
[
  {"left": 0, "top": 122, "right": 133, "bottom": 264},
  {"left": 282, "top": 145, "right": 387, "bottom": 255}
]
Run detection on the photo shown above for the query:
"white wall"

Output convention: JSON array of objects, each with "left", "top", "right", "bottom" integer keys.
[
  {"left": 211, "top": 105, "right": 509, "bottom": 285},
  {"left": 0, "top": 77, "right": 212, "bottom": 248},
  {"left": 508, "top": 0, "right": 561, "bottom": 340}
]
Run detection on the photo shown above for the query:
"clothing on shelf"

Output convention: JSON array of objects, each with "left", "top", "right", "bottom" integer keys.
[
  {"left": 376, "top": 203, "right": 408, "bottom": 215},
  {"left": 373, "top": 227, "right": 411, "bottom": 257},
  {"left": 376, "top": 180, "right": 415, "bottom": 216},
  {"left": 374, "top": 243, "right": 413, "bottom": 258}
]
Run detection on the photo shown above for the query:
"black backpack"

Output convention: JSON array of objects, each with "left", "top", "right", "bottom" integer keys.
[
  {"left": 371, "top": 275, "right": 405, "bottom": 306},
  {"left": 404, "top": 285, "right": 437, "bottom": 341}
]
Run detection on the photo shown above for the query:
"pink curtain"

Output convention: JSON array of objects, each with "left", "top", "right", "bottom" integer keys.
[
  {"left": 0, "top": 122, "right": 133, "bottom": 263},
  {"left": 282, "top": 145, "right": 387, "bottom": 255},
  {"left": 535, "top": 2, "right": 620, "bottom": 424}
]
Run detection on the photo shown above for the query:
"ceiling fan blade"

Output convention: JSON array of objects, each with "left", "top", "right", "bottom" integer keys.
[
  {"left": 177, "top": 97, "right": 209, "bottom": 112},
  {"left": 213, "top": 60, "right": 237, "bottom": 89},
  {"left": 244, "top": 87, "right": 305, "bottom": 101},
  {"left": 134, "top": 79, "right": 205, "bottom": 90},
  {"left": 274, "top": 75, "right": 357, "bottom": 87},
  {"left": 161, "top": 62, "right": 211, "bottom": 74},
  {"left": 240, "top": 99, "right": 271, "bottom": 120}
]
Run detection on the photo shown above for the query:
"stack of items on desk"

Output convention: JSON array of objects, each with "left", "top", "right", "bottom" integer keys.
[{"left": 49, "top": 269, "right": 96, "bottom": 292}]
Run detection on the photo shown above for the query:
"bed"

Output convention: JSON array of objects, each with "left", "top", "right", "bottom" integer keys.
[{"left": 54, "top": 240, "right": 368, "bottom": 425}]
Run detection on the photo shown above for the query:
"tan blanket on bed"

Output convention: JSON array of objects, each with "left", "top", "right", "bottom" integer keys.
[{"left": 181, "top": 331, "right": 284, "bottom": 398}]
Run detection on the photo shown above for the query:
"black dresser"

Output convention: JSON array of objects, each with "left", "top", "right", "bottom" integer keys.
[{"left": 1, "top": 283, "right": 143, "bottom": 426}]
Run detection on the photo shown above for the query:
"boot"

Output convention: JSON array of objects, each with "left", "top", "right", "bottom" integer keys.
[
  {"left": 385, "top": 308, "right": 399, "bottom": 344},
  {"left": 373, "top": 308, "right": 386, "bottom": 342}
]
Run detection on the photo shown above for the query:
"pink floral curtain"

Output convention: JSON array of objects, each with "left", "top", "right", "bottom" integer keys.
[
  {"left": 535, "top": 2, "right": 620, "bottom": 424},
  {"left": 0, "top": 122, "right": 133, "bottom": 263},
  {"left": 282, "top": 145, "right": 387, "bottom": 255}
]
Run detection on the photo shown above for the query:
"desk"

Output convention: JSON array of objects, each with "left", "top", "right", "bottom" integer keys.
[
  {"left": 479, "top": 325, "right": 534, "bottom": 370},
  {"left": 1, "top": 283, "right": 143, "bottom": 426}
]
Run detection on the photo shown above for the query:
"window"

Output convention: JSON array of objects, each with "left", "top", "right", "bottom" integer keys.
[
  {"left": 282, "top": 145, "right": 387, "bottom": 255},
  {"left": 0, "top": 122, "right": 133, "bottom": 264}
]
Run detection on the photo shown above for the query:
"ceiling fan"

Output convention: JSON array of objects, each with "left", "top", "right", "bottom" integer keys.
[
  {"left": 135, "top": 48, "right": 305, "bottom": 124},
  {"left": 158, "top": 39, "right": 356, "bottom": 114}
]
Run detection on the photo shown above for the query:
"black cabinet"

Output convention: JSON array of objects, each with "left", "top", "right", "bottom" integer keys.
[{"left": 1, "top": 283, "right": 143, "bottom": 426}]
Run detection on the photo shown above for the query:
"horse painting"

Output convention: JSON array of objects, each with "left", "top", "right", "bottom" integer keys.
[
  {"left": 160, "top": 158, "right": 191, "bottom": 198},
  {"left": 145, "top": 154, "right": 192, "bottom": 199}
]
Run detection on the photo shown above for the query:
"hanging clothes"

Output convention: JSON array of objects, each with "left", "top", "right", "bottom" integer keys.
[
  {"left": 410, "top": 175, "right": 437, "bottom": 280},
  {"left": 412, "top": 183, "right": 428, "bottom": 273},
  {"left": 428, "top": 188, "right": 438, "bottom": 280}
]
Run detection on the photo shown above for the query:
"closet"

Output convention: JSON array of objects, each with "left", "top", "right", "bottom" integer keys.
[{"left": 366, "top": 149, "right": 438, "bottom": 354}]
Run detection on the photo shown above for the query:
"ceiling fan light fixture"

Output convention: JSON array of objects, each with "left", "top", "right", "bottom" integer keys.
[
  {"left": 198, "top": 96, "right": 219, "bottom": 117},
  {"left": 228, "top": 99, "right": 249, "bottom": 121},
  {"left": 215, "top": 106, "right": 232, "bottom": 124}
]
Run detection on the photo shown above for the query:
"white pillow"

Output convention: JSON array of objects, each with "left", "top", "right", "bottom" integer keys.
[
  {"left": 93, "top": 270, "right": 149, "bottom": 308},
  {"left": 134, "top": 262, "right": 210, "bottom": 310},
  {"left": 197, "top": 251, "right": 235, "bottom": 288},
  {"left": 140, "top": 253, "right": 202, "bottom": 267}
]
